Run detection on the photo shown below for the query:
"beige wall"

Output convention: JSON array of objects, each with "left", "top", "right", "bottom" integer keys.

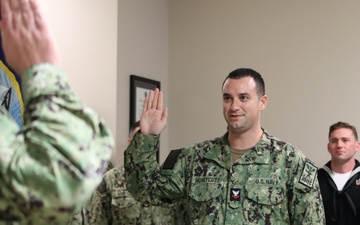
[
  {"left": 41, "top": 0, "right": 118, "bottom": 144},
  {"left": 43, "top": 1, "right": 360, "bottom": 168},
  {"left": 169, "top": 1, "right": 360, "bottom": 167},
  {"left": 42, "top": 0, "right": 169, "bottom": 166},
  {"left": 117, "top": 0, "right": 169, "bottom": 165}
]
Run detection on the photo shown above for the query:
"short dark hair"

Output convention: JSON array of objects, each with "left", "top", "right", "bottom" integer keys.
[
  {"left": 222, "top": 68, "right": 265, "bottom": 98},
  {"left": 129, "top": 120, "right": 140, "bottom": 138},
  {"left": 329, "top": 121, "right": 358, "bottom": 140}
]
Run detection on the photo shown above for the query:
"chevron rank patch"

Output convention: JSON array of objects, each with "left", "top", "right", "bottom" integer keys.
[{"left": 299, "top": 161, "right": 317, "bottom": 188}]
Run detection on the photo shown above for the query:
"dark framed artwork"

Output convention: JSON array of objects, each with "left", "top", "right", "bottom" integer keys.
[{"left": 130, "top": 75, "right": 160, "bottom": 162}]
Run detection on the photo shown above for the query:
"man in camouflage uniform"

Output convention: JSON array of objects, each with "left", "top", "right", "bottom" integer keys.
[
  {"left": 125, "top": 68, "right": 325, "bottom": 224},
  {"left": 0, "top": 0, "right": 113, "bottom": 224},
  {"left": 69, "top": 121, "right": 177, "bottom": 225}
]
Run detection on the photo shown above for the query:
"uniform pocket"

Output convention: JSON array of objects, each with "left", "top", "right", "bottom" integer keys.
[
  {"left": 243, "top": 180, "right": 289, "bottom": 224},
  {"left": 112, "top": 191, "right": 137, "bottom": 207},
  {"left": 111, "top": 191, "right": 141, "bottom": 221},
  {"left": 245, "top": 183, "right": 285, "bottom": 205},
  {"left": 188, "top": 177, "right": 224, "bottom": 223}
]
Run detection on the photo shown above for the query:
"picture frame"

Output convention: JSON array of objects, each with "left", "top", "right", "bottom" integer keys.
[{"left": 130, "top": 75, "right": 161, "bottom": 162}]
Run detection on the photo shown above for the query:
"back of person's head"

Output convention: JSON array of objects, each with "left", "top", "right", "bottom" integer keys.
[
  {"left": 222, "top": 68, "right": 265, "bottom": 98},
  {"left": 329, "top": 121, "right": 358, "bottom": 140}
]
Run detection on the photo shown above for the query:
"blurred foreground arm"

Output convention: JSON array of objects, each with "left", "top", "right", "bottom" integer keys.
[{"left": 0, "top": 0, "right": 114, "bottom": 224}]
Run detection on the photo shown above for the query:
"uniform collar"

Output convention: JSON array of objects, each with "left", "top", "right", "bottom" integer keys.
[{"left": 203, "top": 129, "right": 273, "bottom": 169}]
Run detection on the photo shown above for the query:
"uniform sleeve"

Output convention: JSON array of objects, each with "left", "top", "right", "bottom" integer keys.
[
  {"left": 124, "top": 131, "right": 185, "bottom": 203},
  {"left": 288, "top": 152, "right": 325, "bottom": 225},
  {"left": 0, "top": 64, "right": 114, "bottom": 224}
]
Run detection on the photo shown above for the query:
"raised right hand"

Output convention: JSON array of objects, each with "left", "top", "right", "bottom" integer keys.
[
  {"left": 0, "top": 0, "right": 60, "bottom": 75},
  {"left": 140, "top": 88, "right": 168, "bottom": 135}
]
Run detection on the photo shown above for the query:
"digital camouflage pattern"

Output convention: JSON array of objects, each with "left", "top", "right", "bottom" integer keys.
[
  {"left": 67, "top": 161, "right": 114, "bottom": 225},
  {"left": 125, "top": 130, "right": 325, "bottom": 225},
  {"left": 173, "top": 199, "right": 190, "bottom": 225},
  {"left": 0, "top": 64, "right": 114, "bottom": 225},
  {"left": 69, "top": 166, "right": 177, "bottom": 225}
]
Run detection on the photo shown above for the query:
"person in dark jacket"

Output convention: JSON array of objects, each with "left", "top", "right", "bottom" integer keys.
[{"left": 318, "top": 121, "right": 360, "bottom": 225}]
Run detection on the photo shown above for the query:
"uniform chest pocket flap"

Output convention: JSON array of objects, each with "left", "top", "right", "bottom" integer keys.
[
  {"left": 111, "top": 191, "right": 137, "bottom": 208},
  {"left": 189, "top": 181, "right": 223, "bottom": 202},
  {"left": 245, "top": 183, "right": 285, "bottom": 205}
]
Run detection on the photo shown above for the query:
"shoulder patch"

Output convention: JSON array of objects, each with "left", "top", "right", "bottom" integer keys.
[
  {"left": 299, "top": 161, "right": 318, "bottom": 188},
  {"left": 161, "top": 149, "right": 182, "bottom": 170}
]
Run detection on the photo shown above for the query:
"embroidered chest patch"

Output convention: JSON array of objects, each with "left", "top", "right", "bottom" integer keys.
[{"left": 230, "top": 188, "right": 240, "bottom": 201}]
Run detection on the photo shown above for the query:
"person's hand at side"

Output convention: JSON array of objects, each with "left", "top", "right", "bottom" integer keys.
[
  {"left": 0, "top": 0, "right": 59, "bottom": 75},
  {"left": 140, "top": 88, "right": 168, "bottom": 135}
]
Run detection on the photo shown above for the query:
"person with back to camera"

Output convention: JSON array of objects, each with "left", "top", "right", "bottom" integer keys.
[
  {"left": 0, "top": 0, "right": 114, "bottom": 224},
  {"left": 68, "top": 121, "right": 179, "bottom": 225},
  {"left": 124, "top": 68, "right": 325, "bottom": 224},
  {"left": 318, "top": 121, "right": 360, "bottom": 225}
]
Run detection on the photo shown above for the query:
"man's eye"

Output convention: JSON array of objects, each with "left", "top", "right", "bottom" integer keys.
[
  {"left": 240, "top": 96, "right": 249, "bottom": 101},
  {"left": 223, "top": 96, "right": 231, "bottom": 101}
]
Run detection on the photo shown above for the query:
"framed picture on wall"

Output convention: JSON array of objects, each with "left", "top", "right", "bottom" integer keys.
[{"left": 130, "top": 75, "right": 160, "bottom": 162}]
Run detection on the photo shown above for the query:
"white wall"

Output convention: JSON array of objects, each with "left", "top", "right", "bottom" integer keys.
[{"left": 169, "top": 1, "right": 360, "bottom": 167}]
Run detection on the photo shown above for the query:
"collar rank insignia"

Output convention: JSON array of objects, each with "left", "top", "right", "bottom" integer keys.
[{"left": 230, "top": 188, "right": 240, "bottom": 201}]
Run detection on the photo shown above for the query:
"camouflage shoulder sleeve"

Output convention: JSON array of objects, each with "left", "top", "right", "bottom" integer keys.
[
  {"left": 287, "top": 146, "right": 325, "bottom": 225},
  {"left": 0, "top": 64, "right": 114, "bottom": 224},
  {"left": 125, "top": 132, "right": 187, "bottom": 204}
]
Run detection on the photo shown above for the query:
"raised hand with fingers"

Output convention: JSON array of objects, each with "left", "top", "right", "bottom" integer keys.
[
  {"left": 140, "top": 88, "right": 168, "bottom": 135},
  {"left": 0, "top": 0, "right": 59, "bottom": 75}
]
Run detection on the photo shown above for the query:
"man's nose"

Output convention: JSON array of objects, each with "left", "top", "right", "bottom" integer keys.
[
  {"left": 335, "top": 140, "right": 344, "bottom": 147},
  {"left": 230, "top": 99, "right": 241, "bottom": 111}
]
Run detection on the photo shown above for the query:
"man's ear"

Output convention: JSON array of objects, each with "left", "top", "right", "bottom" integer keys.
[
  {"left": 355, "top": 141, "right": 360, "bottom": 153},
  {"left": 259, "top": 95, "right": 268, "bottom": 111},
  {"left": 127, "top": 138, "right": 131, "bottom": 144}
]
